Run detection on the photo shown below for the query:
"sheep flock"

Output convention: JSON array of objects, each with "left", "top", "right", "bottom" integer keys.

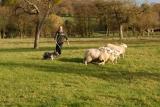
[{"left": 84, "top": 43, "right": 128, "bottom": 65}]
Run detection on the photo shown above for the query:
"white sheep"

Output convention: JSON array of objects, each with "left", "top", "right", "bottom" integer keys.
[
  {"left": 108, "top": 49, "right": 120, "bottom": 64},
  {"left": 84, "top": 48, "right": 110, "bottom": 65},
  {"left": 99, "top": 47, "right": 113, "bottom": 54},
  {"left": 106, "top": 43, "right": 127, "bottom": 58},
  {"left": 99, "top": 46, "right": 121, "bottom": 64},
  {"left": 98, "top": 49, "right": 111, "bottom": 65}
]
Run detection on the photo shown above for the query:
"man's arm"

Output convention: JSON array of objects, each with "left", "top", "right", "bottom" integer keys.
[
  {"left": 54, "top": 32, "right": 58, "bottom": 40},
  {"left": 64, "top": 34, "right": 69, "bottom": 45}
]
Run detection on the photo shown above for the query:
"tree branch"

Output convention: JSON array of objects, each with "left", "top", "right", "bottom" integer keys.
[
  {"left": 23, "top": 0, "right": 40, "bottom": 14},
  {"left": 15, "top": 6, "right": 38, "bottom": 15}
]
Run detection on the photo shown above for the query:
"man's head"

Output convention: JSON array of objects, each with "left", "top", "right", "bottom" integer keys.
[{"left": 59, "top": 26, "right": 63, "bottom": 32}]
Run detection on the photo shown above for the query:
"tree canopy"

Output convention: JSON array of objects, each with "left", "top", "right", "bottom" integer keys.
[{"left": 0, "top": 0, "right": 160, "bottom": 47}]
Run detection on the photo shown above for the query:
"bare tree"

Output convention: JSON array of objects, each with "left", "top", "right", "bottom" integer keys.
[
  {"left": 73, "top": 0, "right": 98, "bottom": 37},
  {"left": 15, "top": 0, "right": 61, "bottom": 49},
  {"left": 131, "top": 3, "right": 159, "bottom": 37},
  {"left": 0, "top": 6, "right": 10, "bottom": 38}
]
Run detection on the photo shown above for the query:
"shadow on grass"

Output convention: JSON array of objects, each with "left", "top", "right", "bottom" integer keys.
[
  {"left": 0, "top": 61, "right": 160, "bottom": 82},
  {"left": 58, "top": 57, "right": 83, "bottom": 63},
  {"left": 129, "top": 44, "right": 160, "bottom": 48},
  {"left": 0, "top": 43, "right": 159, "bottom": 53},
  {"left": 0, "top": 47, "right": 52, "bottom": 53},
  {"left": 0, "top": 46, "right": 91, "bottom": 53}
]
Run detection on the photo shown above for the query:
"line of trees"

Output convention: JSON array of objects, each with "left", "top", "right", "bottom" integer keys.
[{"left": 0, "top": 0, "right": 160, "bottom": 48}]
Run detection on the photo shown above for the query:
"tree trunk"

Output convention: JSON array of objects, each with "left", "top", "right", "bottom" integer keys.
[
  {"left": 113, "top": 32, "right": 115, "bottom": 37},
  {"left": 1, "top": 28, "right": 6, "bottom": 39},
  {"left": 107, "top": 28, "right": 110, "bottom": 37},
  {"left": 142, "top": 31, "right": 145, "bottom": 37},
  {"left": 20, "top": 30, "right": 23, "bottom": 39},
  {"left": 0, "top": 30, "right": 2, "bottom": 39},
  {"left": 147, "top": 29, "right": 150, "bottom": 37},
  {"left": 105, "top": 24, "right": 108, "bottom": 37},
  {"left": 120, "top": 24, "right": 124, "bottom": 40},
  {"left": 34, "top": 21, "right": 40, "bottom": 49},
  {"left": 33, "top": 9, "right": 50, "bottom": 49},
  {"left": 132, "top": 27, "right": 136, "bottom": 37}
]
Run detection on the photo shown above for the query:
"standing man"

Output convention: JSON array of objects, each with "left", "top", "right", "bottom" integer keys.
[{"left": 54, "top": 26, "right": 69, "bottom": 55}]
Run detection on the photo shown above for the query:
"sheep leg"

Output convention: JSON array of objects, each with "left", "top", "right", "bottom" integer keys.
[
  {"left": 84, "top": 56, "right": 92, "bottom": 65},
  {"left": 112, "top": 61, "right": 115, "bottom": 64},
  {"left": 111, "top": 58, "right": 115, "bottom": 64},
  {"left": 102, "top": 61, "right": 105, "bottom": 65},
  {"left": 84, "top": 61, "right": 88, "bottom": 65},
  {"left": 118, "top": 56, "right": 120, "bottom": 59},
  {"left": 115, "top": 58, "right": 118, "bottom": 64},
  {"left": 122, "top": 54, "right": 125, "bottom": 58},
  {"left": 83, "top": 57, "right": 88, "bottom": 65},
  {"left": 98, "top": 61, "right": 105, "bottom": 65}
]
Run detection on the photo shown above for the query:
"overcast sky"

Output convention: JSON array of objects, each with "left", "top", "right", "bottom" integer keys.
[
  {"left": 148, "top": 0, "right": 160, "bottom": 3},
  {"left": 137, "top": 0, "right": 160, "bottom": 4}
]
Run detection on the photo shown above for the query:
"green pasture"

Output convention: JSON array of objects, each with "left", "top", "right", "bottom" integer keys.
[{"left": 0, "top": 38, "right": 160, "bottom": 107}]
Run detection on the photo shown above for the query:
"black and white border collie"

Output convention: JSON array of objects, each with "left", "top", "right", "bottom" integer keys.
[{"left": 43, "top": 51, "right": 59, "bottom": 60}]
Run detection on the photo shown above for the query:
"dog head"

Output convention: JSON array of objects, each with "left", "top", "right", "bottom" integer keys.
[{"left": 43, "top": 52, "right": 54, "bottom": 60}]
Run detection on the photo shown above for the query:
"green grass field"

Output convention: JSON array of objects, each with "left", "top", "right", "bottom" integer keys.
[{"left": 0, "top": 38, "right": 160, "bottom": 107}]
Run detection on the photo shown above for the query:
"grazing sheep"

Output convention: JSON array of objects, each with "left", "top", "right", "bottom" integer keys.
[
  {"left": 106, "top": 43, "right": 127, "bottom": 58},
  {"left": 98, "top": 49, "right": 111, "bottom": 65},
  {"left": 84, "top": 48, "right": 110, "bottom": 65},
  {"left": 99, "top": 46, "right": 121, "bottom": 64},
  {"left": 84, "top": 49, "right": 100, "bottom": 65},
  {"left": 99, "top": 47, "right": 113, "bottom": 54},
  {"left": 108, "top": 49, "right": 120, "bottom": 64}
]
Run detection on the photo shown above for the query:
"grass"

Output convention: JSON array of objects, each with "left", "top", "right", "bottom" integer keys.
[{"left": 0, "top": 38, "right": 160, "bottom": 107}]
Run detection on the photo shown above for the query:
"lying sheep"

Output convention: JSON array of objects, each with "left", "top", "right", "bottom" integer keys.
[
  {"left": 106, "top": 43, "right": 127, "bottom": 58},
  {"left": 84, "top": 48, "right": 110, "bottom": 65}
]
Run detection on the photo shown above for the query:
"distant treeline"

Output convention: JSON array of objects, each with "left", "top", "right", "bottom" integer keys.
[{"left": 0, "top": 0, "right": 160, "bottom": 48}]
